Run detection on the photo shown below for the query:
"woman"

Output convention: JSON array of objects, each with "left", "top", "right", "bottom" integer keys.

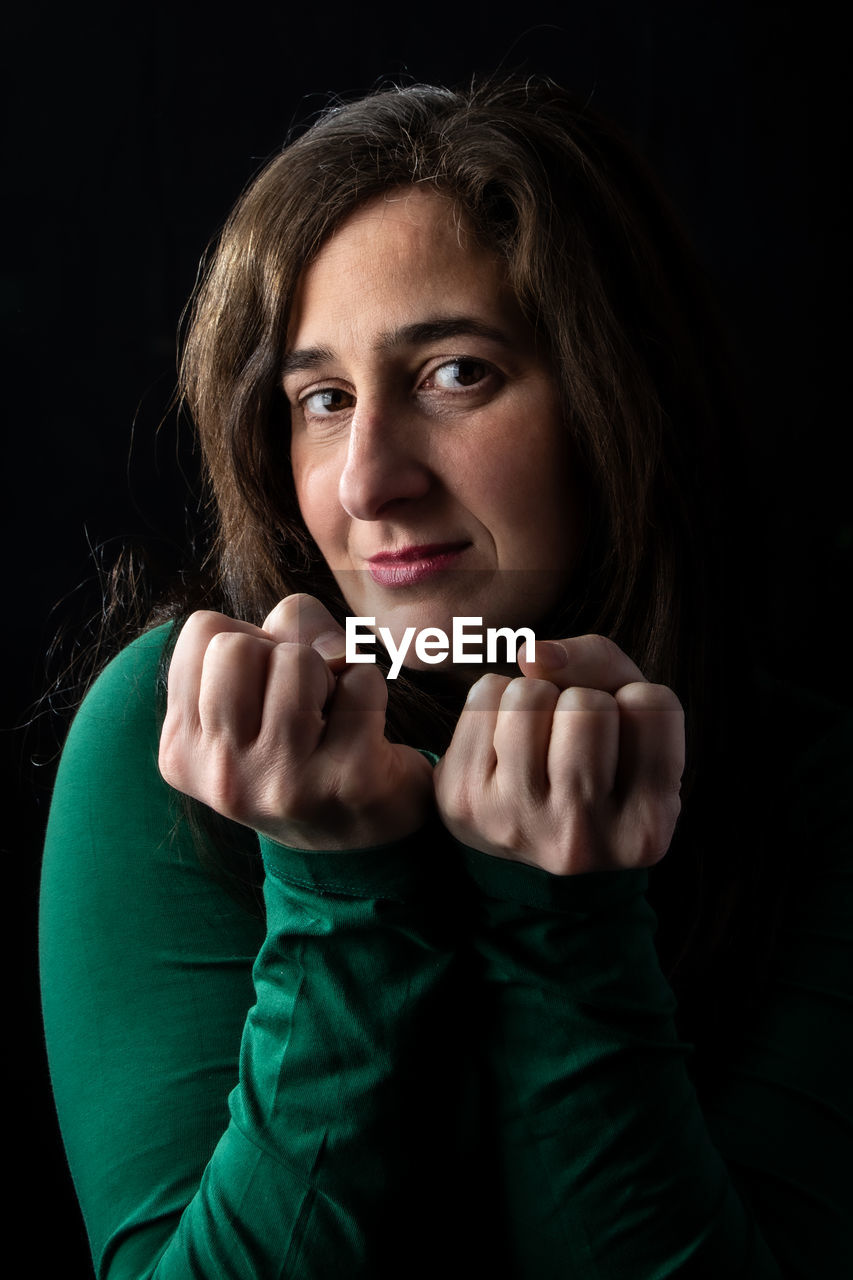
[{"left": 40, "top": 79, "right": 851, "bottom": 1278}]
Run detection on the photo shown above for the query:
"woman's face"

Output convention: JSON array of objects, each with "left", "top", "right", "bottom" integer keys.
[{"left": 284, "top": 186, "right": 581, "bottom": 672}]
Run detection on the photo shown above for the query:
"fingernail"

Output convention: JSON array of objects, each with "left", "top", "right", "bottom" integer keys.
[
  {"left": 313, "top": 630, "right": 348, "bottom": 661},
  {"left": 465, "top": 676, "right": 492, "bottom": 705},
  {"left": 534, "top": 641, "right": 569, "bottom": 670}
]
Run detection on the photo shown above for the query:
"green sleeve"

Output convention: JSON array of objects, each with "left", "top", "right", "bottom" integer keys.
[
  {"left": 39, "top": 627, "right": 459, "bottom": 1280},
  {"left": 458, "top": 713, "right": 853, "bottom": 1280}
]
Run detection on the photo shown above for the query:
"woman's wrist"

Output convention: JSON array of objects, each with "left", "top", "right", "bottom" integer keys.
[{"left": 257, "top": 811, "right": 455, "bottom": 904}]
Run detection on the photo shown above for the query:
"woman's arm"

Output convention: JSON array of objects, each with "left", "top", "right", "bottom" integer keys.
[
  {"left": 457, "top": 856, "right": 784, "bottom": 1277},
  {"left": 436, "top": 640, "right": 852, "bottom": 1277},
  {"left": 40, "top": 623, "right": 458, "bottom": 1279}
]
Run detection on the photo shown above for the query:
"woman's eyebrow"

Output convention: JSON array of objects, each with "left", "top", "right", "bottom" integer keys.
[
  {"left": 280, "top": 345, "right": 336, "bottom": 377},
  {"left": 281, "top": 316, "right": 512, "bottom": 379},
  {"left": 377, "top": 316, "right": 512, "bottom": 350}
]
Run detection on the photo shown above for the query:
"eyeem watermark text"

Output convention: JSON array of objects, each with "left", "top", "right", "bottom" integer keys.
[{"left": 346, "top": 616, "right": 536, "bottom": 679}]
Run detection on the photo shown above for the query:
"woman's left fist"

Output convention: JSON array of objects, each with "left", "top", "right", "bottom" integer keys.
[{"left": 433, "top": 635, "right": 684, "bottom": 875}]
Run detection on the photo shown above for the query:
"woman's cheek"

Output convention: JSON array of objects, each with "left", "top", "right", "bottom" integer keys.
[{"left": 291, "top": 452, "right": 347, "bottom": 563}]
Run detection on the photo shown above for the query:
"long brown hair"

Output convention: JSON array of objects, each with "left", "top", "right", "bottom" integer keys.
[
  {"left": 183, "top": 77, "right": 734, "bottom": 705},
  {"left": 173, "top": 77, "right": 771, "bottom": 1068}
]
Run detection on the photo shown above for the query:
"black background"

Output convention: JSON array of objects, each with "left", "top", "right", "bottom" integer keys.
[{"left": 5, "top": 2, "right": 849, "bottom": 1273}]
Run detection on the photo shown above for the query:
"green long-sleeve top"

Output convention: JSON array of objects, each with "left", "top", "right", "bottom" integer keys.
[{"left": 39, "top": 625, "right": 853, "bottom": 1278}]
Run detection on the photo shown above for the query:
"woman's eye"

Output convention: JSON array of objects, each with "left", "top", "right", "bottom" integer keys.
[
  {"left": 301, "top": 387, "right": 354, "bottom": 416},
  {"left": 429, "top": 358, "right": 491, "bottom": 390}
]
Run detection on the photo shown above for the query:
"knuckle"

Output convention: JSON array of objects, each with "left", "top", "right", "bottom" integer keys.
[
  {"left": 479, "top": 672, "right": 512, "bottom": 695},
  {"left": 435, "top": 768, "right": 474, "bottom": 824},
  {"left": 182, "top": 609, "right": 228, "bottom": 642},
  {"left": 502, "top": 676, "right": 558, "bottom": 708},
  {"left": 264, "top": 592, "right": 331, "bottom": 640},
  {"left": 495, "top": 814, "right": 531, "bottom": 852},
  {"left": 157, "top": 725, "right": 186, "bottom": 789},
  {"left": 618, "top": 681, "right": 683, "bottom": 715},
  {"left": 270, "top": 781, "right": 317, "bottom": 824},
  {"left": 466, "top": 672, "right": 512, "bottom": 708},
  {"left": 632, "top": 792, "right": 681, "bottom": 865},
  {"left": 216, "top": 742, "right": 301, "bottom": 821},
  {"left": 435, "top": 770, "right": 463, "bottom": 816},
  {"left": 203, "top": 750, "right": 254, "bottom": 818},
  {"left": 540, "top": 812, "right": 601, "bottom": 875},
  {"left": 580, "top": 632, "right": 620, "bottom": 665},
  {"left": 557, "top": 685, "right": 615, "bottom": 714},
  {"left": 268, "top": 639, "right": 322, "bottom": 682},
  {"left": 499, "top": 676, "right": 529, "bottom": 706},
  {"left": 204, "top": 628, "right": 254, "bottom": 662},
  {"left": 280, "top": 638, "right": 315, "bottom": 669},
  {"left": 285, "top": 592, "right": 320, "bottom": 611},
  {"left": 344, "top": 661, "right": 388, "bottom": 699},
  {"left": 265, "top": 593, "right": 305, "bottom": 632}
]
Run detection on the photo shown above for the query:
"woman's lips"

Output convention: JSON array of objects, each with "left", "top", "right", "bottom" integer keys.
[{"left": 366, "top": 541, "right": 471, "bottom": 587}]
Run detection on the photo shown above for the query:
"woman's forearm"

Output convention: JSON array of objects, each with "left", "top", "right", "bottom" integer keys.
[{"left": 460, "top": 849, "right": 794, "bottom": 1279}]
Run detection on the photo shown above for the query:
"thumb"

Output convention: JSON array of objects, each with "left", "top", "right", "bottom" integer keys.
[
  {"left": 518, "top": 634, "right": 646, "bottom": 693},
  {"left": 263, "top": 593, "right": 348, "bottom": 670}
]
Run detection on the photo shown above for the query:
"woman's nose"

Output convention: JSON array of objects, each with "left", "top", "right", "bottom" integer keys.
[{"left": 337, "top": 404, "right": 432, "bottom": 520}]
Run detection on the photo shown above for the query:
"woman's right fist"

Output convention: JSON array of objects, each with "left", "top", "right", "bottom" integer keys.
[{"left": 158, "top": 594, "right": 435, "bottom": 850}]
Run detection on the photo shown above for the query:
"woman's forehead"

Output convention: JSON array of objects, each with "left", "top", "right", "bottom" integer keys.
[
  {"left": 286, "top": 187, "right": 524, "bottom": 356},
  {"left": 302, "top": 187, "right": 476, "bottom": 281}
]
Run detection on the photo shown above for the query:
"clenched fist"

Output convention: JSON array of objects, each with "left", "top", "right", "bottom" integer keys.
[
  {"left": 158, "top": 594, "right": 434, "bottom": 850},
  {"left": 434, "top": 634, "right": 684, "bottom": 875}
]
